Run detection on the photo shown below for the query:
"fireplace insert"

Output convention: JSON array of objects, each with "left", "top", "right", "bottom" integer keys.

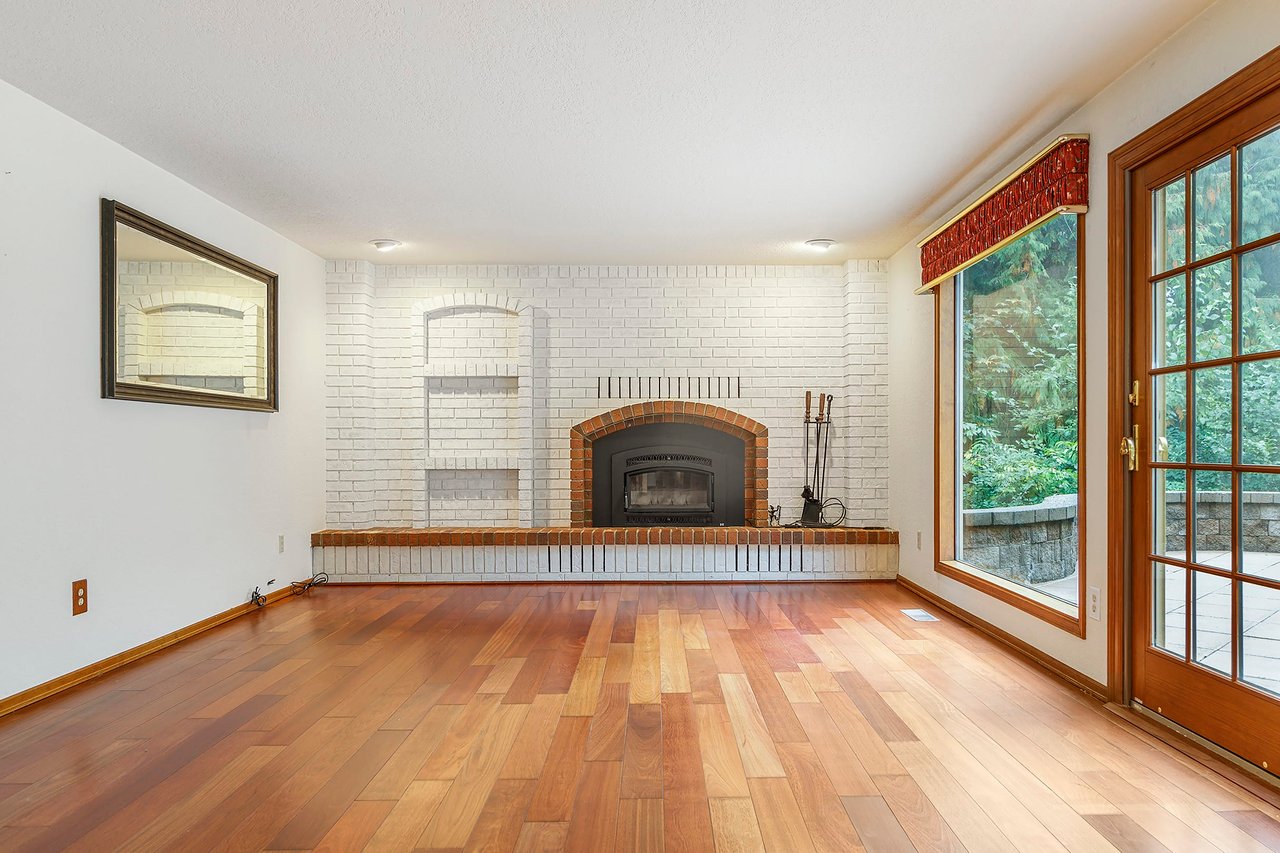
[{"left": 591, "top": 422, "right": 744, "bottom": 526}]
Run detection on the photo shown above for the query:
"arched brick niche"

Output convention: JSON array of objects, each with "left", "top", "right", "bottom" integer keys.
[{"left": 569, "top": 401, "right": 768, "bottom": 527}]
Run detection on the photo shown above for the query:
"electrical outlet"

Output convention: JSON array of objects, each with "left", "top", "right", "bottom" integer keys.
[
  {"left": 277, "top": 534, "right": 285, "bottom": 554},
  {"left": 916, "top": 531, "right": 922, "bottom": 550},
  {"left": 72, "top": 579, "right": 88, "bottom": 615},
  {"left": 1088, "top": 586, "right": 1101, "bottom": 621}
]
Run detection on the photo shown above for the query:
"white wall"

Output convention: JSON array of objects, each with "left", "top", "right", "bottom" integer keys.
[
  {"left": 326, "top": 261, "right": 889, "bottom": 532},
  {"left": 0, "top": 78, "right": 327, "bottom": 699},
  {"left": 888, "top": 0, "right": 1280, "bottom": 684}
]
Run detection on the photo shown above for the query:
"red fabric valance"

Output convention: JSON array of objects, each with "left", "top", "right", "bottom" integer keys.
[{"left": 918, "top": 135, "right": 1089, "bottom": 291}]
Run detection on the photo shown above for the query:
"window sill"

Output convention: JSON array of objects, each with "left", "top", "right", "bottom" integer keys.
[{"left": 936, "top": 560, "right": 1085, "bottom": 637}]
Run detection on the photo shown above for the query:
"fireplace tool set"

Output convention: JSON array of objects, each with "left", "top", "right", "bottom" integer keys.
[{"left": 799, "top": 391, "right": 843, "bottom": 526}]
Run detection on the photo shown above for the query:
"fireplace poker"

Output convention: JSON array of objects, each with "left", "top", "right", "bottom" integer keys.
[
  {"left": 802, "top": 391, "right": 813, "bottom": 502},
  {"left": 818, "top": 394, "right": 835, "bottom": 504}
]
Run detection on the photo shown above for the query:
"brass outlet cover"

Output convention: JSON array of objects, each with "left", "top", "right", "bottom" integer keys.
[{"left": 72, "top": 579, "right": 88, "bottom": 616}]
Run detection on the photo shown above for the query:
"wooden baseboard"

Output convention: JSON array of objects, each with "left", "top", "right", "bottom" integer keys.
[
  {"left": 896, "top": 575, "right": 1109, "bottom": 701},
  {"left": 0, "top": 586, "right": 294, "bottom": 719}
]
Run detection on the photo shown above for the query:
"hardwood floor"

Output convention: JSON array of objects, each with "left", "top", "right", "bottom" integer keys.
[{"left": 1, "top": 582, "right": 1279, "bottom": 852}]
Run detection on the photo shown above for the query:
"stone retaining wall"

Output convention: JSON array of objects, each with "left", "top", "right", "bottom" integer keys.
[
  {"left": 961, "top": 494, "right": 1078, "bottom": 584},
  {"left": 1162, "top": 491, "right": 1280, "bottom": 552}
]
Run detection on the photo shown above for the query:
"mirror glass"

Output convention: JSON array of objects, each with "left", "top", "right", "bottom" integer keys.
[{"left": 104, "top": 201, "right": 276, "bottom": 411}]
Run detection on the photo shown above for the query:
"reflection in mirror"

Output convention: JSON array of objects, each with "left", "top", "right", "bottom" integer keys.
[{"left": 102, "top": 200, "right": 277, "bottom": 411}]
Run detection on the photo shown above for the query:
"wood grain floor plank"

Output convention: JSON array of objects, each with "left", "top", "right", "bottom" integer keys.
[
  {"left": 563, "top": 656, "right": 607, "bottom": 716},
  {"left": 526, "top": 716, "right": 591, "bottom": 821},
  {"left": 616, "top": 797, "right": 665, "bottom": 853},
  {"left": 791, "top": 702, "right": 878, "bottom": 796},
  {"left": 584, "top": 682, "right": 629, "bottom": 762},
  {"left": 694, "top": 703, "right": 750, "bottom": 798},
  {"left": 719, "top": 673, "right": 785, "bottom": 778},
  {"left": 747, "top": 777, "right": 816, "bottom": 853},
  {"left": 461, "top": 778, "right": 535, "bottom": 853},
  {"left": 363, "top": 779, "right": 451, "bottom": 852},
  {"left": 709, "top": 797, "right": 766, "bottom": 853},
  {"left": 311, "top": 799, "right": 396, "bottom": 852},
  {"left": 1083, "top": 813, "right": 1175, "bottom": 853},
  {"left": 621, "top": 702, "right": 664, "bottom": 799},
  {"left": 686, "top": 648, "right": 726, "bottom": 704},
  {"left": 604, "top": 642, "right": 635, "bottom": 684},
  {"left": 417, "top": 702, "right": 529, "bottom": 848},
  {"left": 418, "top": 693, "right": 503, "bottom": 780},
  {"left": 775, "top": 740, "right": 866, "bottom": 852},
  {"left": 564, "top": 759, "right": 623, "bottom": 852},
  {"left": 266, "top": 727, "right": 409, "bottom": 850},
  {"left": 775, "top": 671, "right": 819, "bottom": 704},
  {"left": 631, "top": 614, "right": 662, "bottom": 704},
  {"left": 662, "top": 692, "right": 715, "bottom": 852},
  {"left": 889, "top": 741, "right": 1019, "bottom": 853},
  {"left": 659, "top": 610, "right": 692, "bottom": 694},
  {"left": 681, "top": 613, "right": 710, "bottom": 650},
  {"left": 499, "top": 692, "right": 566, "bottom": 780},
  {"left": 841, "top": 795, "right": 917, "bottom": 853},
  {"left": 514, "top": 820, "right": 569, "bottom": 852},
  {"left": 1220, "top": 809, "right": 1280, "bottom": 851}
]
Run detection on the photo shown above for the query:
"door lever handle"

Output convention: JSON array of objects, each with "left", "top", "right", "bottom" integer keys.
[{"left": 1120, "top": 425, "right": 1140, "bottom": 472}]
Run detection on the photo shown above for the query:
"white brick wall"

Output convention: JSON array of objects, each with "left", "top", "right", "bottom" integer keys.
[
  {"left": 117, "top": 261, "right": 268, "bottom": 397},
  {"left": 325, "top": 260, "right": 890, "bottom": 528}
]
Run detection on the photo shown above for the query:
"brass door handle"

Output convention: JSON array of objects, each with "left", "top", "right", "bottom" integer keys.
[{"left": 1120, "top": 426, "right": 1140, "bottom": 472}]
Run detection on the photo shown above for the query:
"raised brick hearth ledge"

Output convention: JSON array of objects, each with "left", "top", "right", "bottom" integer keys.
[{"left": 311, "top": 526, "right": 898, "bottom": 547}]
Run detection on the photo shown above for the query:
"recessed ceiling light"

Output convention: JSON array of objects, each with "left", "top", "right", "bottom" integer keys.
[
  {"left": 805, "top": 238, "right": 837, "bottom": 252},
  {"left": 369, "top": 239, "right": 403, "bottom": 252}
]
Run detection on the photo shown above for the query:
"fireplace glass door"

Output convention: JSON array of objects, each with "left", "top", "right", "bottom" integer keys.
[{"left": 624, "top": 469, "right": 713, "bottom": 514}]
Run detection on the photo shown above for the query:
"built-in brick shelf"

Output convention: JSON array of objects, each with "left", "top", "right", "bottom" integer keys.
[{"left": 311, "top": 526, "right": 898, "bottom": 547}]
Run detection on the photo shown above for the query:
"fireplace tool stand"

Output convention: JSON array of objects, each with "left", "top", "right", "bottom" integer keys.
[{"left": 796, "top": 391, "right": 844, "bottom": 527}]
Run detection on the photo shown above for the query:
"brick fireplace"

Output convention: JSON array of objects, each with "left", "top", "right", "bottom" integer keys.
[{"left": 569, "top": 402, "right": 768, "bottom": 527}]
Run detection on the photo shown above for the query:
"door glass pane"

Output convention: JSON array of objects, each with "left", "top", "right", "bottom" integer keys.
[
  {"left": 1192, "top": 260, "right": 1232, "bottom": 362},
  {"left": 1192, "top": 366, "right": 1232, "bottom": 464},
  {"left": 1192, "top": 570, "right": 1232, "bottom": 674},
  {"left": 1193, "top": 154, "right": 1233, "bottom": 260},
  {"left": 1242, "top": 242, "right": 1280, "bottom": 355},
  {"left": 1153, "top": 468, "right": 1186, "bottom": 560},
  {"left": 1153, "top": 372, "right": 1187, "bottom": 463},
  {"left": 1242, "top": 580, "right": 1280, "bottom": 695},
  {"left": 1241, "top": 124, "right": 1280, "bottom": 244},
  {"left": 1153, "top": 177, "right": 1187, "bottom": 274},
  {"left": 1242, "top": 357, "right": 1280, "bottom": 465},
  {"left": 1242, "top": 473, "right": 1280, "bottom": 582},
  {"left": 1154, "top": 274, "right": 1187, "bottom": 367},
  {"left": 1152, "top": 562, "right": 1186, "bottom": 657},
  {"left": 1192, "top": 469, "right": 1232, "bottom": 570}
]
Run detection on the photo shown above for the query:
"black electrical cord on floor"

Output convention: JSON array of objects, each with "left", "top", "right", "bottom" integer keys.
[{"left": 291, "top": 572, "right": 329, "bottom": 595}]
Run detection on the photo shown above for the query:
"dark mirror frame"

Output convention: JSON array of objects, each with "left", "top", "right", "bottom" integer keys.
[{"left": 100, "top": 199, "right": 279, "bottom": 412}]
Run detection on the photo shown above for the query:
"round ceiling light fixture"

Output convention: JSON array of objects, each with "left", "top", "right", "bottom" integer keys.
[
  {"left": 804, "top": 238, "right": 837, "bottom": 252},
  {"left": 369, "top": 239, "right": 403, "bottom": 252}
]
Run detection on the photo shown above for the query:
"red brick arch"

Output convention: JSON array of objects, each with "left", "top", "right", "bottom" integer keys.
[{"left": 569, "top": 401, "right": 768, "bottom": 527}]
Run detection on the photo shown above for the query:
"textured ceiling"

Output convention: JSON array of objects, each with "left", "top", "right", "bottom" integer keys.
[{"left": 0, "top": 0, "right": 1215, "bottom": 263}]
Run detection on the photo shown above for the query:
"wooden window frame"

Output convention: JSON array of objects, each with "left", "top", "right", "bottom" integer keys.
[{"left": 933, "top": 215, "right": 1087, "bottom": 638}]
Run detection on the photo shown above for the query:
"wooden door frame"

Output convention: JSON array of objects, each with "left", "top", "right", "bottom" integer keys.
[{"left": 1107, "top": 46, "right": 1280, "bottom": 702}]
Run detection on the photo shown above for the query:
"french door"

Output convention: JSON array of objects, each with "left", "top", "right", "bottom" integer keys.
[{"left": 1130, "top": 86, "right": 1280, "bottom": 772}]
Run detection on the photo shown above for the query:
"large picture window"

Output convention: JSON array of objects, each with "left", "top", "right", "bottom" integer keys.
[
  {"left": 958, "top": 215, "right": 1080, "bottom": 604},
  {"left": 935, "top": 213, "right": 1084, "bottom": 630}
]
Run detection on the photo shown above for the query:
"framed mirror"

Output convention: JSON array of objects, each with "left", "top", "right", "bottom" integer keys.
[{"left": 101, "top": 199, "right": 277, "bottom": 411}]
